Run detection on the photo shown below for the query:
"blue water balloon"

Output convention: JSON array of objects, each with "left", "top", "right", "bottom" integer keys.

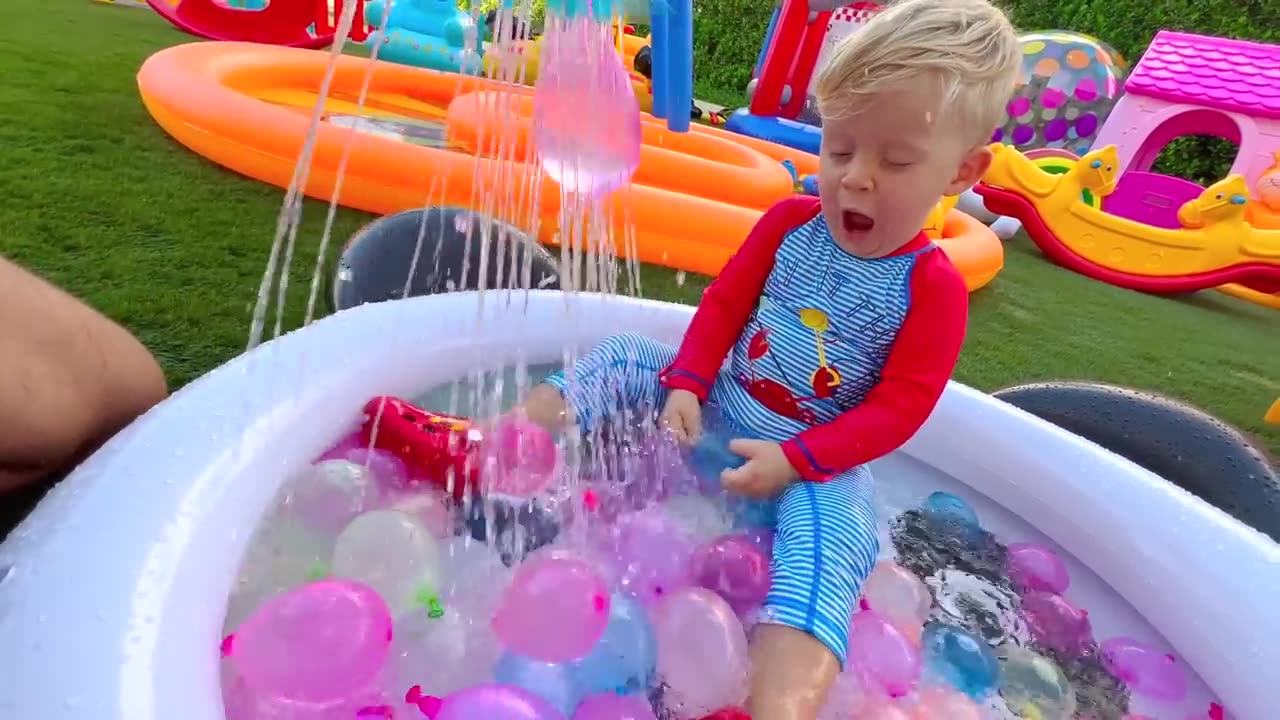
[
  {"left": 683, "top": 404, "right": 777, "bottom": 528},
  {"left": 920, "top": 622, "right": 1001, "bottom": 701},
  {"left": 922, "top": 491, "right": 981, "bottom": 528},
  {"left": 685, "top": 403, "right": 748, "bottom": 486},
  {"left": 493, "top": 652, "right": 586, "bottom": 717},
  {"left": 572, "top": 592, "right": 657, "bottom": 695}
]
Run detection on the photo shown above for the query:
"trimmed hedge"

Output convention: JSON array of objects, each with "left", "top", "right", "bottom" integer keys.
[
  {"left": 687, "top": 0, "right": 1280, "bottom": 183},
  {"left": 690, "top": 0, "right": 776, "bottom": 106}
]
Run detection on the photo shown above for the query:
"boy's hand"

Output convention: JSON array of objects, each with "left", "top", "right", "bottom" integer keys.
[
  {"left": 720, "top": 439, "right": 799, "bottom": 499},
  {"left": 660, "top": 389, "right": 703, "bottom": 446}
]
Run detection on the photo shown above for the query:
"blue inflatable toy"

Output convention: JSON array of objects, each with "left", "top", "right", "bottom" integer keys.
[
  {"left": 547, "top": 0, "right": 693, "bottom": 134},
  {"left": 365, "top": 0, "right": 484, "bottom": 74}
]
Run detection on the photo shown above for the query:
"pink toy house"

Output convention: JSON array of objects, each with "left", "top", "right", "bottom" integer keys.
[{"left": 1092, "top": 30, "right": 1280, "bottom": 192}]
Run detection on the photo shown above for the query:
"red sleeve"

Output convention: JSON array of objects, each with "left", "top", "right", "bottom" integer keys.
[
  {"left": 781, "top": 248, "right": 969, "bottom": 480},
  {"left": 659, "top": 197, "right": 821, "bottom": 401}
]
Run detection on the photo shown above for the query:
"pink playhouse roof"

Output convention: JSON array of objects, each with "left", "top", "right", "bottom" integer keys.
[{"left": 1125, "top": 30, "right": 1280, "bottom": 120}]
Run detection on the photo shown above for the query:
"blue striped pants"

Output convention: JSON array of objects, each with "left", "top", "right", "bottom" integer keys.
[{"left": 545, "top": 333, "right": 880, "bottom": 666}]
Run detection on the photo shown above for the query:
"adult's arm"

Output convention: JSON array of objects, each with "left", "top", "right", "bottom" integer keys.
[{"left": 0, "top": 256, "right": 168, "bottom": 493}]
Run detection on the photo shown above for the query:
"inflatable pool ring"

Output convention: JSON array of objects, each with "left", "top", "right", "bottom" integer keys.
[
  {"left": 364, "top": 0, "right": 483, "bottom": 74},
  {"left": 330, "top": 207, "right": 561, "bottom": 313},
  {"left": 2, "top": 292, "right": 1278, "bottom": 719},
  {"left": 932, "top": 209, "right": 1004, "bottom": 292},
  {"left": 994, "top": 381, "right": 1280, "bottom": 541}
]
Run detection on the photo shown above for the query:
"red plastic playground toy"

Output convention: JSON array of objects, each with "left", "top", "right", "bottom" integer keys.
[{"left": 145, "top": 0, "right": 370, "bottom": 48}]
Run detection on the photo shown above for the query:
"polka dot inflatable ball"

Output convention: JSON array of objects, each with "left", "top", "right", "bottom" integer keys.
[{"left": 993, "top": 30, "right": 1128, "bottom": 156}]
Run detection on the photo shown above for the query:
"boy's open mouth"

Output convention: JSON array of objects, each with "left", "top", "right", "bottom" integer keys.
[{"left": 842, "top": 210, "right": 875, "bottom": 233}]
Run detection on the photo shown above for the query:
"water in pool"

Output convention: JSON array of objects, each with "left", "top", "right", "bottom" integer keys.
[{"left": 220, "top": 363, "right": 1223, "bottom": 720}]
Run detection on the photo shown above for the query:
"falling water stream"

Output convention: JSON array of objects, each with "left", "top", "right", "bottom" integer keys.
[{"left": 225, "top": 3, "right": 1221, "bottom": 718}]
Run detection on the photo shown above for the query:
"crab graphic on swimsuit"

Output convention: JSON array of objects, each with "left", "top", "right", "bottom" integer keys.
[{"left": 733, "top": 258, "right": 899, "bottom": 425}]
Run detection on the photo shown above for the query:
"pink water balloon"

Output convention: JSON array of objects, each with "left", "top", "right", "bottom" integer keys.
[
  {"left": 1021, "top": 592, "right": 1093, "bottom": 654},
  {"left": 435, "top": 684, "right": 567, "bottom": 720},
  {"left": 848, "top": 610, "right": 922, "bottom": 698},
  {"left": 862, "top": 562, "right": 932, "bottom": 633},
  {"left": 1099, "top": 637, "right": 1188, "bottom": 702},
  {"left": 228, "top": 579, "right": 392, "bottom": 705},
  {"left": 600, "top": 509, "right": 695, "bottom": 606},
  {"left": 1007, "top": 542, "right": 1070, "bottom": 594},
  {"left": 533, "top": 14, "right": 641, "bottom": 197},
  {"left": 652, "top": 587, "right": 750, "bottom": 716},
  {"left": 484, "top": 414, "right": 561, "bottom": 497},
  {"left": 572, "top": 692, "right": 658, "bottom": 720},
  {"left": 910, "top": 686, "right": 982, "bottom": 720},
  {"left": 692, "top": 533, "right": 772, "bottom": 614},
  {"left": 492, "top": 554, "right": 611, "bottom": 662}
]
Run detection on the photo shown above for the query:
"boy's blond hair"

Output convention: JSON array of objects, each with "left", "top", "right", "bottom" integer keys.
[{"left": 814, "top": 0, "right": 1021, "bottom": 145}]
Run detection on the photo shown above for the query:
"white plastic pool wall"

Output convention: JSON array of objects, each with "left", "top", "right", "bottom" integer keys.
[{"left": 0, "top": 291, "right": 1276, "bottom": 720}]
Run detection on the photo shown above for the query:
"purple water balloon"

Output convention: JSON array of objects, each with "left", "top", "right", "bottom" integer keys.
[
  {"left": 600, "top": 509, "right": 696, "bottom": 606},
  {"left": 533, "top": 15, "right": 641, "bottom": 197},
  {"left": 692, "top": 533, "right": 772, "bottom": 614},
  {"left": 1020, "top": 592, "right": 1093, "bottom": 655},
  {"left": 1007, "top": 542, "right": 1070, "bottom": 594},
  {"left": 1099, "top": 637, "right": 1188, "bottom": 702}
]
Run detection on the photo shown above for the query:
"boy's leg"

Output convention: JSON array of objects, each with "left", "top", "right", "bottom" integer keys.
[
  {"left": 522, "top": 333, "right": 678, "bottom": 432},
  {"left": 747, "top": 466, "right": 879, "bottom": 720}
]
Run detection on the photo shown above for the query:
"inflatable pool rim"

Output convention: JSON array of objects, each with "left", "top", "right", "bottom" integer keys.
[{"left": 0, "top": 291, "right": 1276, "bottom": 720}]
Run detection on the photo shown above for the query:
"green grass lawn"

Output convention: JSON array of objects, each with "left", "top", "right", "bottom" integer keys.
[{"left": 1, "top": 1, "right": 1277, "bottom": 456}]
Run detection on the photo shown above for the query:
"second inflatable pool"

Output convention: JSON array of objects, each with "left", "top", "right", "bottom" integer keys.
[{"left": 138, "top": 42, "right": 1001, "bottom": 287}]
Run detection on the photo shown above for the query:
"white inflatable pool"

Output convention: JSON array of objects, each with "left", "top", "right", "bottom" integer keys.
[{"left": 0, "top": 291, "right": 1276, "bottom": 719}]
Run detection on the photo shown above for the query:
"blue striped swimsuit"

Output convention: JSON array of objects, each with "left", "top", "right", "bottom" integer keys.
[{"left": 547, "top": 213, "right": 937, "bottom": 665}]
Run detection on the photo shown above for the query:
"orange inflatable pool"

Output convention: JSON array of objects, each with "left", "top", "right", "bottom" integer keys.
[{"left": 137, "top": 42, "right": 1000, "bottom": 289}]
